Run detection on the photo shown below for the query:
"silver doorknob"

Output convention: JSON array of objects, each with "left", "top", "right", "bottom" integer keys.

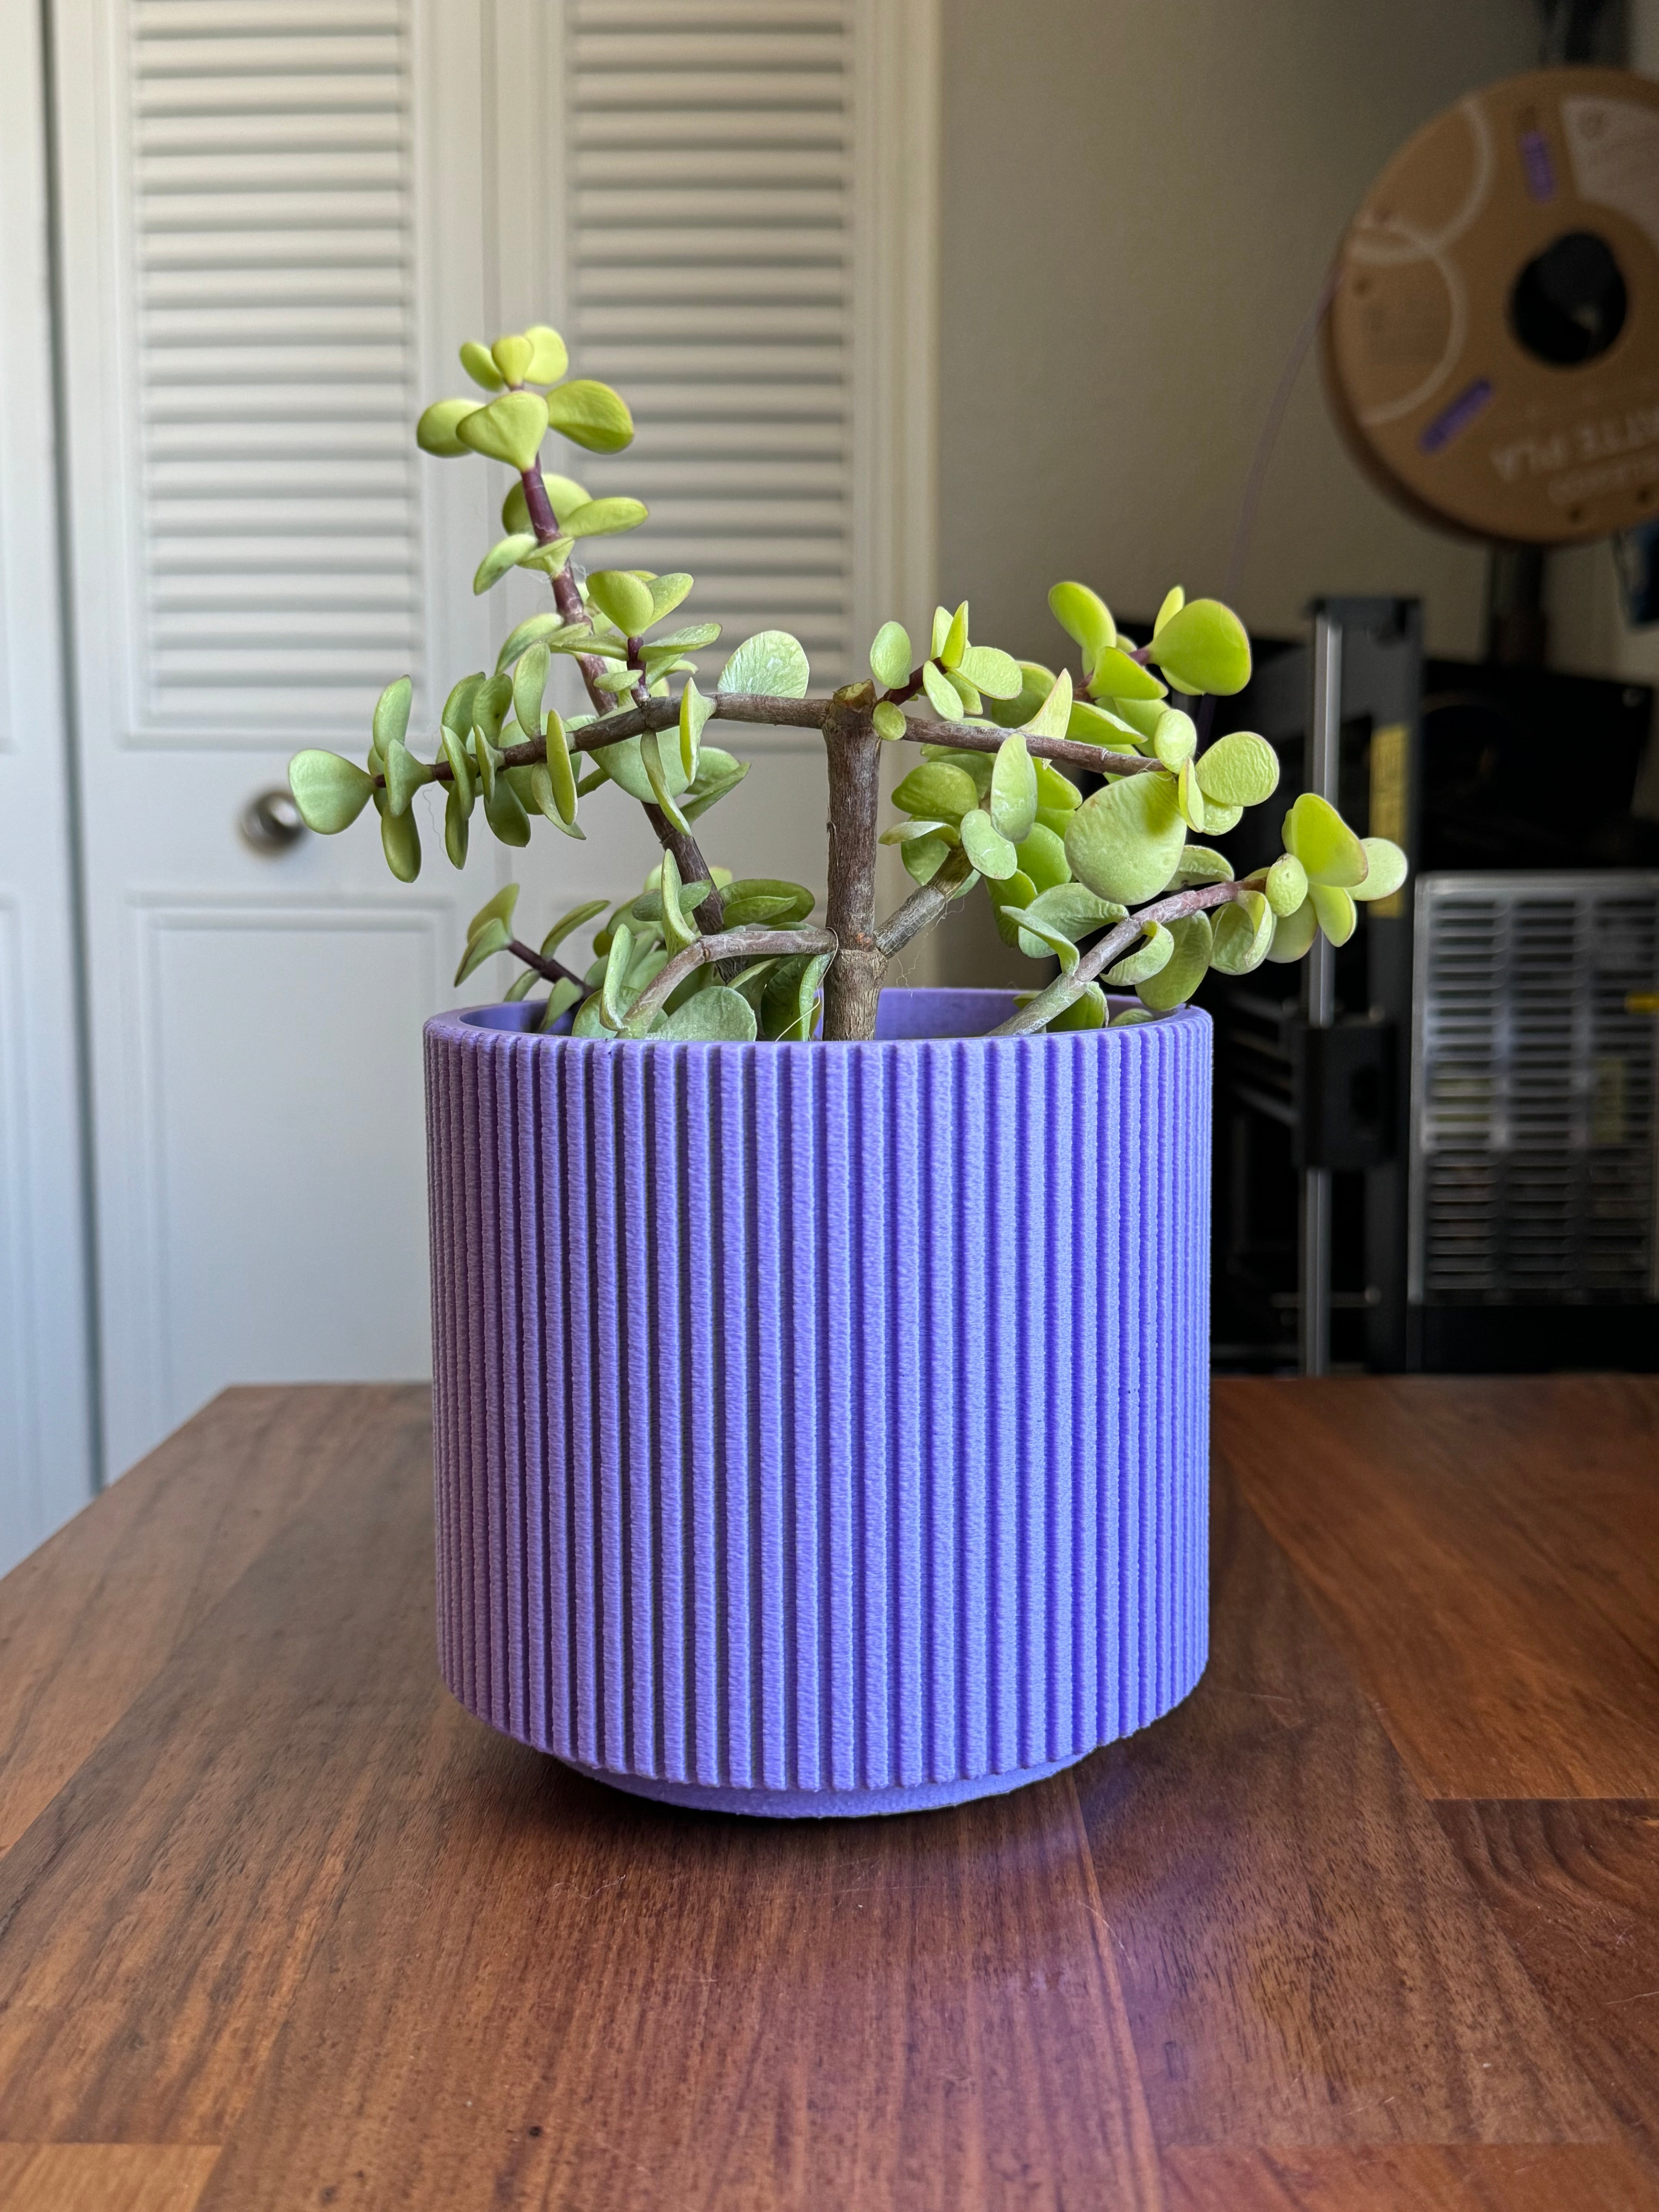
[{"left": 239, "top": 788, "right": 308, "bottom": 854}]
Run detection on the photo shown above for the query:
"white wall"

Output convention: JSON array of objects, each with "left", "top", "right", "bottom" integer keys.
[
  {"left": 934, "top": 0, "right": 1540, "bottom": 665},
  {"left": 0, "top": 0, "right": 97, "bottom": 1567}
]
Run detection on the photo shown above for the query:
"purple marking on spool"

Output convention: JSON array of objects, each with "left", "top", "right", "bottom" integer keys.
[
  {"left": 1420, "top": 378, "right": 1494, "bottom": 454},
  {"left": 1521, "top": 128, "right": 1557, "bottom": 202}
]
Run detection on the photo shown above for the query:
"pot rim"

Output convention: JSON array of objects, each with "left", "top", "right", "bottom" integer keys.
[{"left": 426, "top": 985, "right": 1209, "bottom": 1050}]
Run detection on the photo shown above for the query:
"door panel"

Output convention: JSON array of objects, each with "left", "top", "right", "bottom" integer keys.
[{"left": 54, "top": 0, "right": 938, "bottom": 1477}]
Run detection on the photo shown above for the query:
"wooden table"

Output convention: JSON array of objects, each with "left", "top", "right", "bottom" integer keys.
[{"left": 1, "top": 1379, "right": 1657, "bottom": 2211}]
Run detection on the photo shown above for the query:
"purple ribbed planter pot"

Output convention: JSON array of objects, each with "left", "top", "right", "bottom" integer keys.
[{"left": 425, "top": 987, "right": 1210, "bottom": 1817}]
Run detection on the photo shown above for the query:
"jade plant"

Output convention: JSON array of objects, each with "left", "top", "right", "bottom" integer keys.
[{"left": 288, "top": 323, "right": 1408, "bottom": 1042}]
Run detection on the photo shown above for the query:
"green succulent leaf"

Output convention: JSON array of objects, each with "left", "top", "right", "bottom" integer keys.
[
  {"left": 585, "top": 568, "right": 653, "bottom": 636},
  {"left": 1012, "top": 910, "right": 1081, "bottom": 973},
  {"left": 1147, "top": 598, "right": 1251, "bottom": 696},
  {"left": 958, "top": 807, "right": 1018, "bottom": 879},
  {"left": 718, "top": 628, "right": 809, "bottom": 698},
  {"left": 1284, "top": 792, "right": 1368, "bottom": 886},
  {"left": 1017, "top": 884, "right": 1126, "bottom": 960},
  {"left": 870, "top": 620, "right": 912, "bottom": 690},
  {"left": 681, "top": 745, "right": 750, "bottom": 823},
  {"left": 654, "top": 984, "right": 756, "bottom": 1043},
  {"left": 679, "top": 674, "right": 711, "bottom": 780},
  {"left": 541, "top": 709, "right": 580, "bottom": 826},
  {"left": 1265, "top": 897, "right": 1319, "bottom": 963},
  {"left": 454, "top": 915, "right": 510, "bottom": 984},
  {"left": 1176, "top": 759, "right": 1207, "bottom": 833},
  {"left": 522, "top": 325, "right": 568, "bottom": 383},
  {"left": 542, "top": 899, "right": 608, "bottom": 959},
  {"left": 1021, "top": 668, "right": 1074, "bottom": 740},
  {"left": 440, "top": 726, "right": 476, "bottom": 816},
  {"left": 380, "top": 801, "right": 421, "bottom": 882},
  {"left": 1111, "top": 1006, "right": 1161, "bottom": 1027},
  {"left": 1015, "top": 822, "right": 1071, "bottom": 891},
  {"left": 1166, "top": 844, "right": 1234, "bottom": 888},
  {"left": 512, "top": 644, "right": 550, "bottom": 743},
  {"left": 1210, "top": 888, "right": 1275, "bottom": 975},
  {"left": 921, "top": 658, "right": 963, "bottom": 720},
  {"left": 1204, "top": 799, "right": 1243, "bottom": 833},
  {"left": 1065, "top": 769, "right": 1187, "bottom": 905},
  {"left": 460, "top": 340, "right": 503, "bottom": 391},
  {"left": 473, "top": 534, "right": 539, "bottom": 594},
  {"left": 1048, "top": 581, "right": 1116, "bottom": 659},
  {"left": 1310, "top": 881, "right": 1358, "bottom": 945},
  {"left": 958, "top": 643, "right": 1022, "bottom": 699},
  {"left": 598, "top": 924, "right": 637, "bottom": 1030},
  {"left": 562, "top": 496, "right": 649, "bottom": 539},
  {"left": 1034, "top": 762, "right": 1080, "bottom": 814},
  {"left": 484, "top": 768, "right": 532, "bottom": 847},
  {"left": 938, "top": 601, "right": 969, "bottom": 670},
  {"left": 1086, "top": 646, "right": 1166, "bottom": 703},
  {"left": 723, "top": 877, "right": 814, "bottom": 926},
  {"left": 1265, "top": 852, "right": 1308, "bottom": 915},
  {"left": 1151, "top": 708, "right": 1198, "bottom": 769},
  {"left": 382, "top": 737, "right": 430, "bottom": 817},
  {"left": 1045, "top": 983, "right": 1108, "bottom": 1031},
  {"left": 455, "top": 391, "right": 550, "bottom": 471},
  {"left": 1351, "top": 836, "right": 1408, "bottom": 903},
  {"left": 988, "top": 661, "right": 1058, "bottom": 730},
  {"left": 872, "top": 700, "right": 907, "bottom": 741},
  {"left": 900, "top": 833, "right": 952, "bottom": 885},
  {"left": 1105, "top": 922, "right": 1174, "bottom": 986},
  {"left": 443, "top": 785, "right": 469, "bottom": 867},
  {"left": 538, "top": 976, "right": 581, "bottom": 1030},
  {"left": 491, "top": 333, "right": 533, "bottom": 385},
  {"left": 1194, "top": 729, "right": 1278, "bottom": 806},
  {"left": 544, "top": 378, "right": 635, "bottom": 453},
  {"left": 416, "top": 398, "right": 477, "bottom": 456},
  {"left": 640, "top": 730, "right": 690, "bottom": 834},
  {"left": 989, "top": 729, "right": 1038, "bottom": 843},
  {"left": 288, "top": 750, "right": 374, "bottom": 834},
  {"left": 774, "top": 950, "right": 832, "bottom": 1043},
  {"left": 1138, "top": 910, "right": 1212, "bottom": 1008},
  {"left": 892, "top": 761, "right": 978, "bottom": 821},
  {"left": 372, "top": 676, "right": 412, "bottom": 754},
  {"left": 1154, "top": 585, "right": 1185, "bottom": 636},
  {"left": 1066, "top": 697, "right": 1141, "bottom": 750}
]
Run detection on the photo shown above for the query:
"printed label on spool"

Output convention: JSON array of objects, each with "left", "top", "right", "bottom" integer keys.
[{"left": 1324, "top": 67, "right": 1659, "bottom": 544}]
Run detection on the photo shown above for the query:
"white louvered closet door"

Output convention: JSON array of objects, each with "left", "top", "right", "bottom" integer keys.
[
  {"left": 55, "top": 0, "right": 936, "bottom": 1479},
  {"left": 53, "top": 0, "right": 508, "bottom": 1478}
]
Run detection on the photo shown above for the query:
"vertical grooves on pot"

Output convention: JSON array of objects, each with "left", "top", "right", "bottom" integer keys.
[{"left": 427, "top": 1008, "right": 1211, "bottom": 1805}]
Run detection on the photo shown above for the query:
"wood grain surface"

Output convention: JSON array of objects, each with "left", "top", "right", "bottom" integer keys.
[
  {"left": 1077, "top": 1475, "right": 1610, "bottom": 2148},
  {"left": 0, "top": 1376, "right": 1654, "bottom": 2209},
  {"left": 1218, "top": 1376, "right": 1659, "bottom": 1799}
]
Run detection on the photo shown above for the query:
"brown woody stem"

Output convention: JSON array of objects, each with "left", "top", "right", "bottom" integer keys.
[
  {"left": 895, "top": 712, "right": 1166, "bottom": 777},
  {"left": 507, "top": 937, "right": 585, "bottom": 990},
  {"left": 821, "top": 686, "right": 884, "bottom": 1041},
  {"left": 875, "top": 844, "right": 976, "bottom": 958}
]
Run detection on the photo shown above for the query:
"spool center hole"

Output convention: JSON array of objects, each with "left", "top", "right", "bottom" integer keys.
[{"left": 1510, "top": 229, "right": 1628, "bottom": 366}]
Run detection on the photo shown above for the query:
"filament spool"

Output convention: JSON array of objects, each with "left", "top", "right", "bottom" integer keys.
[{"left": 1323, "top": 67, "right": 1659, "bottom": 545}]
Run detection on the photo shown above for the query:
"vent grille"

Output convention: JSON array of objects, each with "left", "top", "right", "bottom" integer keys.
[
  {"left": 563, "top": 0, "right": 855, "bottom": 683},
  {"left": 1412, "top": 873, "right": 1659, "bottom": 1303},
  {"left": 131, "top": 0, "right": 421, "bottom": 735}
]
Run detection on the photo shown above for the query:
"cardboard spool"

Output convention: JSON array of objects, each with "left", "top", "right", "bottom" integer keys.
[{"left": 1324, "top": 67, "right": 1659, "bottom": 546}]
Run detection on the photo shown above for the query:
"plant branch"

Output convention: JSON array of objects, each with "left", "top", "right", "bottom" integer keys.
[
  {"left": 518, "top": 464, "right": 728, "bottom": 929},
  {"left": 989, "top": 877, "right": 1251, "bottom": 1036},
  {"left": 619, "top": 925, "right": 837, "bottom": 1035},
  {"left": 820, "top": 685, "right": 884, "bottom": 1041},
  {"left": 895, "top": 712, "right": 1165, "bottom": 777},
  {"left": 506, "top": 937, "right": 585, "bottom": 990},
  {"left": 874, "top": 845, "right": 977, "bottom": 958}
]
